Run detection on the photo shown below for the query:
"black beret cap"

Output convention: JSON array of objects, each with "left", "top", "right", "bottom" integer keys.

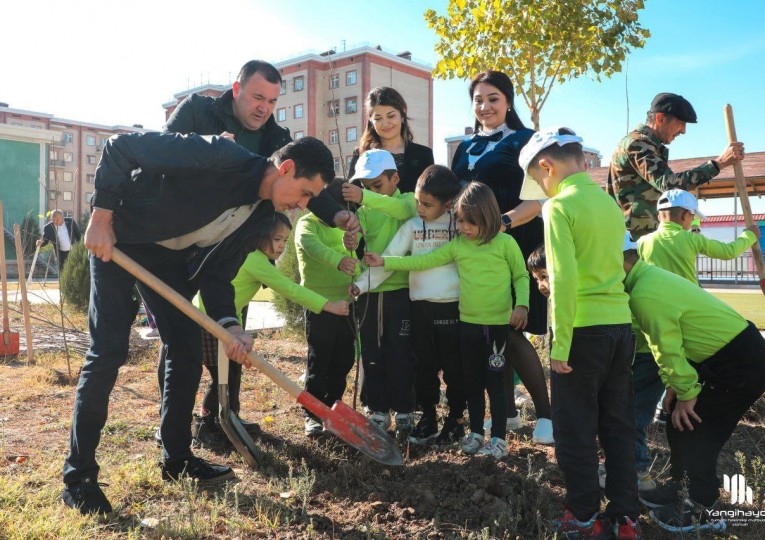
[{"left": 650, "top": 93, "right": 697, "bottom": 123}]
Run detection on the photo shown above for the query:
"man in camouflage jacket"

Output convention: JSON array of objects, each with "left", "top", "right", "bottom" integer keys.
[{"left": 609, "top": 93, "right": 745, "bottom": 238}]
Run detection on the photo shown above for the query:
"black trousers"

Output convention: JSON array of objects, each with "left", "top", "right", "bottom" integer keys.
[
  {"left": 667, "top": 321, "right": 765, "bottom": 506},
  {"left": 412, "top": 301, "right": 465, "bottom": 418},
  {"left": 304, "top": 310, "right": 356, "bottom": 418},
  {"left": 550, "top": 324, "right": 638, "bottom": 521},
  {"left": 358, "top": 289, "right": 415, "bottom": 413},
  {"left": 459, "top": 322, "right": 509, "bottom": 439}
]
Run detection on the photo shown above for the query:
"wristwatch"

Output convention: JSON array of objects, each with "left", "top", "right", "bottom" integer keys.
[{"left": 501, "top": 214, "right": 513, "bottom": 229}]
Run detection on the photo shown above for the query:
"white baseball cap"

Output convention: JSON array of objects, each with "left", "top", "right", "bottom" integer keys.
[
  {"left": 350, "top": 149, "right": 397, "bottom": 181},
  {"left": 623, "top": 231, "right": 638, "bottom": 252},
  {"left": 657, "top": 189, "right": 706, "bottom": 219},
  {"left": 518, "top": 127, "right": 584, "bottom": 201}
]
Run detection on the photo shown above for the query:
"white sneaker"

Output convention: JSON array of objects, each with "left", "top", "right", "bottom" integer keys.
[
  {"left": 483, "top": 411, "right": 523, "bottom": 431},
  {"left": 304, "top": 416, "right": 323, "bottom": 437},
  {"left": 298, "top": 370, "right": 307, "bottom": 384},
  {"left": 461, "top": 432, "right": 484, "bottom": 455},
  {"left": 476, "top": 437, "right": 509, "bottom": 460},
  {"left": 370, "top": 411, "right": 391, "bottom": 431},
  {"left": 532, "top": 418, "right": 554, "bottom": 444}
]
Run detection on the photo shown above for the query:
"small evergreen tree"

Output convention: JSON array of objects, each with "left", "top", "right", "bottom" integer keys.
[
  {"left": 20, "top": 211, "right": 41, "bottom": 259},
  {"left": 60, "top": 241, "right": 91, "bottom": 311}
]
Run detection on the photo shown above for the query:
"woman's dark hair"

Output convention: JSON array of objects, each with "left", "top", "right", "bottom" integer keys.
[
  {"left": 454, "top": 181, "right": 501, "bottom": 245},
  {"left": 358, "top": 87, "right": 414, "bottom": 153},
  {"left": 469, "top": 70, "right": 526, "bottom": 132},
  {"left": 416, "top": 165, "right": 460, "bottom": 204},
  {"left": 527, "top": 242, "right": 547, "bottom": 273},
  {"left": 254, "top": 212, "right": 292, "bottom": 253}
]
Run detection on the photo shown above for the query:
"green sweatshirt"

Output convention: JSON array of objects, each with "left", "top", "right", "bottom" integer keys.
[
  {"left": 625, "top": 259, "right": 748, "bottom": 401},
  {"left": 295, "top": 212, "right": 357, "bottom": 301},
  {"left": 193, "top": 250, "right": 327, "bottom": 324},
  {"left": 638, "top": 221, "right": 757, "bottom": 284},
  {"left": 357, "top": 189, "right": 417, "bottom": 293},
  {"left": 384, "top": 233, "right": 529, "bottom": 325},
  {"left": 543, "top": 171, "right": 632, "bottom": 361}
]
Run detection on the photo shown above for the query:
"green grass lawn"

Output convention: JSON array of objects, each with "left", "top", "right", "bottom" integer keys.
[{"left": 710, "top": 292, "right": 765, "bottom": 329}]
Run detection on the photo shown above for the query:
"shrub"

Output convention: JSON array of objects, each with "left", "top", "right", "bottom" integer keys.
[{"left": 60, "top": 241, "right": 90, "bottom": 311}]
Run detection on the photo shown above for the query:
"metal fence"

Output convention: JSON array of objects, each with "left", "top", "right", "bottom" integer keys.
[{"left": 697, "top": 252, "right": 761, "bottom": 284}]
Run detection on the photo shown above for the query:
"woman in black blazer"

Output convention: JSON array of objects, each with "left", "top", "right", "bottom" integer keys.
[{"left": 348, "top": 87, "right": 434, "bottom": 193}]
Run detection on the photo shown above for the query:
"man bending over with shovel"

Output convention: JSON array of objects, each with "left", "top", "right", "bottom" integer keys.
[{"left": 62, "top": 132, "right": 353, "bottom": 515}]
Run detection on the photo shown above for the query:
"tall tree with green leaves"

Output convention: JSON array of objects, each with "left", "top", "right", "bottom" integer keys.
[{"left": 426, "top": 0, "right": 650, "bottom": 129}]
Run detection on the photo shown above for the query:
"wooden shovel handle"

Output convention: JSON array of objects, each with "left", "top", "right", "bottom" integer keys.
[
  {"left": 13, "top": 225, "right": 34, "bottom": 364},
  {"left": 0, "top": 201, "right": 10, "bottom": 339},
  {"left": 110, "top": 248, "right": 302, "bottom": 399},
  {"left": 723, "top": 105, "right": 765, "bottom": 285}
]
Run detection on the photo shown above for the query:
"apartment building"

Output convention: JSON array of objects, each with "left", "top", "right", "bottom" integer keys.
[{"left": 163, "top": 45, "right": 433, "bottom": 177}]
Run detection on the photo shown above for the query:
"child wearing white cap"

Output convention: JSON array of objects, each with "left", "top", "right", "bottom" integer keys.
[
  {"left": 342, "top": 149, "right": 419, "bottom": 442},
  {"left": 638, "top": 188, "right": 760, "bottom": 284},
  {"left": 519, "top": 128, "right": 640, "bottom": 538}
]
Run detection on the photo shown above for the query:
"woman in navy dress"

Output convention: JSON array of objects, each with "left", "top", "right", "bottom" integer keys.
[{"left": 451, "top": 70, "right": 552, "bottom": 443}]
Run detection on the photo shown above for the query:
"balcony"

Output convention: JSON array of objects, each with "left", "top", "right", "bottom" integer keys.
[{"left": 49, "top": 160, "right": 68, "bottom": 167}]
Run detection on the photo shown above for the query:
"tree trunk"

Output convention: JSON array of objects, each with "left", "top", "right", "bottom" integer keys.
[{"left": 531, "top": 108, "right": 540, "bottom": 131}]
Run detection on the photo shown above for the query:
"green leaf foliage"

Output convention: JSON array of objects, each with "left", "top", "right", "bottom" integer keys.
[{"left": 60, "top": 241, "right": 91, "bottom": 312}]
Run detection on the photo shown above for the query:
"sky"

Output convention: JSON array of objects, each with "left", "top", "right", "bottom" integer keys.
[{"left": 3, "top": 0, "right": 764, "bottom": 214}]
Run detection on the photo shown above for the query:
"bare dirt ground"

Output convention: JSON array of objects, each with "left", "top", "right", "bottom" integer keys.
[{"left": 1, "top": 302, "right": 764, "bottom": 539}]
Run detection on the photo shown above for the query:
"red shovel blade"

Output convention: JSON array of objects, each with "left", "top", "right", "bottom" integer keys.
[
  {"left": 297, "top": 391, "right": 402, "bottom": 466},
  {"left": 0, "top": 330, "right": 20, "bottom": 356}
]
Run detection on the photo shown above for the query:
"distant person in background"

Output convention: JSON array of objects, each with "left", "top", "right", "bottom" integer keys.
[
  {"left": 37, "top": 209, "right": 82, "bottom": 270},
  {"left": 348, "top": 87, "right": 434, "bottom": 193}
]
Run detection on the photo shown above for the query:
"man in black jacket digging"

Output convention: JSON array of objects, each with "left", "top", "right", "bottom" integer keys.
[{"left": 62, "top": 132, "right": 342, "bottom": 515}]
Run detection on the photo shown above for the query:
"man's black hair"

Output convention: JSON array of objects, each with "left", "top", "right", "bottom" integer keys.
[
  {"left": 237, "top": 60, "right": 282, "bottom": 86},
  {"left": 271, "top": 136, "right": 335, "bottom": 184}
]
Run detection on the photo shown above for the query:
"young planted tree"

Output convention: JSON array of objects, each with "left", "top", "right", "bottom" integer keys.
[{"left": 425, "top": 0, "right": 651, "bottom": 129}]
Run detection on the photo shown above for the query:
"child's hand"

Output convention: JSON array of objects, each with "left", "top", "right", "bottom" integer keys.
[
  {"left": 509, "top": 306, "right": 528, "bottom": 330},
  {"left": 342, "top": 183, "right": 364, "bottom": 204},
  {"left": 343, "top": 231, "right": 359, "bottom": 251},
  {"left": 323, "top": 300, "right": 350, "bottom": 316},
  {"left": 672, "top": 397, "right": 701, "bottom": 432},
  {"left": 364, "top": 252, "right": 384, "bottom": 267},
  {"left": 349, "top": 284, "right": 361, "bottom": 297},
  {"left": 225, "top": 325, "right": 254, "bottom": 368},
  {"left": 550, "top": 359, "right": 572, "bottom": 374},
  {"left": 337, "top": 256, "right": 358, "bottom": 276}
]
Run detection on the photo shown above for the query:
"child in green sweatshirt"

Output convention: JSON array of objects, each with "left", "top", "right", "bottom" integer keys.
[
  {"left": 622, "top": 237, "right": 765, "bottom": 533},
  {"left": 192, "top": 212, "right": 349, "bottom": 441},
  {"left": 295, "top": 179, "right": 359, "bottom": 437},
  {"left": 366, "top": 181, "right": 530, "bottom": 460},
  {"left": 519, "top": 128, "right": 639, "bottom": 538},
  {"left": 342, "top": 149, "right": 418, "bottom": 441},
  {"left": 639, "top": 188, "right": 759, "bottom": 284}
]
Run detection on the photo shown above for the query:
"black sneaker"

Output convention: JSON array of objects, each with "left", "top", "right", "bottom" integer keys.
[
  {"left": 639, "top": 480, "right": 682, "bottom": 509},
  {"left": 161, "top": 455, "right": 235, "bottom": 485},
  {"left": 62, "top": 477, "right": 113, "bottom": 515},
  {"left": 193, "top": 414, "right": 227, "bottom": 449},
  {"left": 434, "top": 416, "right": 466, "bottom": 446},
  {"left": 408, "top": 414, "right": 438, "bottom": 445},
  {"left": 649, "top": 498, "right": 726, "bottom": 533}
]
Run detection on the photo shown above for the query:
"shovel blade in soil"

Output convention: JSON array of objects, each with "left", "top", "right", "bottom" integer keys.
[
  {"left": 219, "top": 384, "right": 265, "bottom": 468},
  {"left": 0, "top": 330, "right": 20, "bottom": 356},
  {"left": 297, "top": 391, "right": 402, "bottom": 466}
]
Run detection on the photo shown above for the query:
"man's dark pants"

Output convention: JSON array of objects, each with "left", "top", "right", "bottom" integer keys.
[
  {"left": 551, "top": 323, "right": 639, "bottom": 521},
  {"left": 63, "top": 243, "right": 202, "bottom": 484}
]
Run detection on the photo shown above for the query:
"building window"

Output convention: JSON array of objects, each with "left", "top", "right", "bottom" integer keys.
[
  {"left": 86, "top": 192, "right": 93, "bottom": 203},
  {"left": 62, "top": 132, "right": 73, "bottom": 143},
  {"left": 49, "top": 190, "right": 57, "bottom": 200},
  {"left": 280, "top": 80, "right": 286, "bottom": 95},
  {"left": 87, "top": 155, "right": 97, "bottom": 165},
  {"left": 101, "top": 137, "right": 109, "bottom": 146},
  {"left": 329, "top": 74, "right": 340, "bottom": 89},
  {"left": 49, "top": 150, "right": 58, "bottom": 161},
  {"left": 277, "top": 108, "right": 286, "bottom": 122},
  {"left": 346, "top": 127, "right": 357, "bottom": 142},
  {"left": 345, "top": 97, "right": 357, "bottom": 114},
  {"left": 329, "top": 130, "right": 338, "bottom": 145},
  {"left": 327, "top": 100, "right": 340, "bottom": 117},
  {"left": 63, "top": 171, "right": 73, "bottom": 182},
  {"left": 346, "top": 70, "right": 357, "bottom": 85},
  {"left": 64, "top": 152, "right": 73, "bottom": 162},
  {"left": 86, "top": 174, "right": 95, "bottom": 184},
  {"left": 294, "top": 104, "right": 304, "bottom": 119},
  {"left": 333, "top": 157, "right": 340, "bottom": 172},
  {"left": 86, "top": 135, "right": 96, "bottom": 146},
  {"left": 294, "top": 131, "right": 305, "bottom": 140},
  {"left": 346, "top": 156, "right": 354, "bottom": 173},
  {"left": 64, "top": 210, "right": 73, "bottom": 218},
  {"left": 293, "top": 76, "right": 304, "bottom": 92},
  {"left": 63, "top": 191, "right": 73, "bottom": 201},
  {"left": 49, "top": 170, "right": 56, "bottom": 181}
]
